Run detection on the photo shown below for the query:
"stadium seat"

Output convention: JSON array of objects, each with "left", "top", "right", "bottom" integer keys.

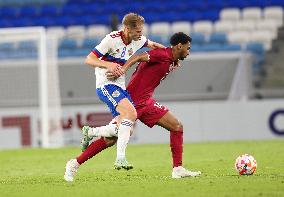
[
  {"left": 150, "top": 22, "right": 171, "bottom": 37},
  {"left": 225, "top": 0, "right": 249, "bottom": 9},
  {"left": 222, "top": 43, "right": 241, "bottom": 51},
  {"left": 256, "top": 20, "right": 278, "bottom": 39},
  {"left": 246, "top": 42, "right": 265, "bottom": 73},
  {"left": 59, "top": 38, "right": 77, "bottom": 49},
  {"left": 192, "top": 21, "right": 213, "bottom": 35},
  {"left": 40, "top": 5, "right": 61, "bottom": 17},
  {"left": 171, "top": 21, "right": 191, "bottom": 34},
  {"left": 235, "top": 20, "right": 256, "bottom": 32},
  {"left": 263, "top": 6, "right": 284, "bottom": 27},
  {"left": 20, "top": 6, "right": 39, "bottom": 17},
  {"left": 250, "top": 30, "right": 274, "bottom": 50},
  {"left": 180, "top": 11, "right": 202, "bottom": 22},
  {"left": 65, "top": 25, "right": 86, "bottom": 39},
  {"left": 46, "top": 26, "right": 66, "bottom": 39},
  {"left": 209, "top": 33, "right": 227, "bottom": 44},
  {"left": 200, "top": 43, "right": 223, "bottom": 52},
  {"left": 228, "top": 31, "right": 251, "bottom": 45},
  {"left": 214, "top": 21, "right": 234, "bottom": 33},
  {"left": 86, "top": 25, "right": 110, "bottom": 40},
  {"left": 220, "top": 8, "right": 241, "bottom": 22},
  {"left": 0, "top": 43, "right": 14, "bottom": 51},
  {"left": 201, "top": 10, "right": 220, "bottom": 21},
  {"left": 82, "top": 38, "right": 99, "bottom": 49},
  {"left": 61, "top": 4, "right": 83, "bottom": 16},
  {"left": 242, "top": 7, "right": 262, "bottom": 21},
  {"left": 190, "top": 33, "right": 206, "bottom": 45},
  {"left": 0, "top": 7, "right": 19, "bottom": 19}
]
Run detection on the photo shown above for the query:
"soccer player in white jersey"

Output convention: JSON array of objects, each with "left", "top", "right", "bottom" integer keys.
[{"left": 64, "top": 13, "right": 164, "bottom": 182}]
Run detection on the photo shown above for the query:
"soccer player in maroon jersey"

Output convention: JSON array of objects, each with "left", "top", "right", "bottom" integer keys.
[
  {"left": 65, "top": 32, "right": 201, "bottom": 180},
  {"left": 111, "top": 32, "right": 201, "bottom": 178}
]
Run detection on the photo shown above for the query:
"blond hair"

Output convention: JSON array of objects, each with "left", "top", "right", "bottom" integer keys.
[{"left": 122, "top": 13, "right": 145, "bottom": 28}]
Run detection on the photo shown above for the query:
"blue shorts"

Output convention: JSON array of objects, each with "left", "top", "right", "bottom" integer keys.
[{"left": 96, "top": 84, "right": 134, "bottom": 117}]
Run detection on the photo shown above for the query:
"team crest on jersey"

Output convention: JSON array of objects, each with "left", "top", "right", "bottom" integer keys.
[
  {"left": 128, "top": 48, "right": 133, "bottom": 56},
  {"left": 112, "top": 90, "right": 120, "bottom": 97}
]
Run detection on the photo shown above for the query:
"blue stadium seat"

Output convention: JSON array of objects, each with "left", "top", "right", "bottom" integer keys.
[
  {"left": 59, "top": 38, "right": 77, "bottom": 49},
  {"left": 40, "top": 5, "right": 61, "bottom": 16},
  {"left": 0, "top": 7, "right": 19, "bottom": 18},
  {"left": 32, "top": 17, "right": 56, "bottom": 26},
  {"left": 0, "top": 43, "right": 14, "bottom": 51},
  {"left": 246, "top": 42, "right": 265, "bottom": 73},
  {"left": 54, "top": 16, "right": 75, "bottom": 27},
  {"left": 62, "top": 4, "right": 83, "bottom": 16},
  {"left": 225, "top": 0, "right": 249, "bottom": 9},
  {"left": 200, "top": 44, "right": 224, "bottom": 52},
  {"left": 269, "top": 0, "right": 284, "bottom": 7},
  {"left": 190, "top": 33, "right": 206, "bottom": 45},
  {"left": 0, "top": 19, "right": 12, "bottom": 27},
  {"left": 82, "top": 38, "right": 99, "bottom": 49},
  {"left": 180, "top": 12, "right": 202, "bottom": 22},
  {"left": 20, "top": 6, "right": 39, "bottom": 17},
  {"left": 12, "top": 17, "right": 33, "bottom": 27},
  {"left": 222, "top": 44, "right": 241, "bottom": 51},
  {"left": 209, "top": 33, "right": 227, "bottom": 45},
  {"left": 201, "top": 10, "right": 219, "bottom": 21}
]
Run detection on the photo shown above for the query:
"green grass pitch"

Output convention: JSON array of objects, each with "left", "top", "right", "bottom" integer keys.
[{"left": 0, "top": 140, "right": 283, "bottom": 197}]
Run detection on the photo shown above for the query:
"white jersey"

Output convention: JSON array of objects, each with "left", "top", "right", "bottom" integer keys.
[{"left": 92, "top": 30, "right": 148, "bottom": 89}]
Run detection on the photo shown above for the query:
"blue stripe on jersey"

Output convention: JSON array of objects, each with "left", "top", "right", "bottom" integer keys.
[
  {"left": 104, "top": 54, "right": 126, "bottom": 64},
  {"left": 92, "top": 48, "right": 103, "bottom": 57}
]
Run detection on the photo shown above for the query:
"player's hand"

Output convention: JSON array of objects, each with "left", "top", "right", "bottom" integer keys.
[
  {"left": 106, "top": 71, "right": 118, "bottom": 80},
  {"left": 108, "top": 63, "right": 124, "bottom": 77}
]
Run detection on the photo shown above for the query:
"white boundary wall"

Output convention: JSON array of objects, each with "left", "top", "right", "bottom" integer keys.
[{"left": 0, "top": 99, "right": 283, "bottom": 149}]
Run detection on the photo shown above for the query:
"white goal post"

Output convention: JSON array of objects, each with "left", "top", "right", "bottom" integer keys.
[{"left": 0, "top": 27, "right": 63, "bottom": 148}]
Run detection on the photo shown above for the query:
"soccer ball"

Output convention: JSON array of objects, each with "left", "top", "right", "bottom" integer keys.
[{"left": 235, "top": 154, "right": 257, "bottom": 175}]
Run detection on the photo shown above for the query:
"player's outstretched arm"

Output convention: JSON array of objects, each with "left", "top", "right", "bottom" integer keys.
[
  {"left": 85, "top": 52, "right": 124, "bottom": 76},
  {"left": 122, "top": 52, "right": 149, "bottom": 71},
  {"left": 147, "top": 40, "right": 166, "bottom": 49}
]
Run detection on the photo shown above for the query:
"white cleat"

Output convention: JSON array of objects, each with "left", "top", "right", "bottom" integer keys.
[
  {"left": 172, "top": 166, "right": 201, "bottom": 179},
  {"left": 64, "top": 159, "right": 80, "bottom": 182}
]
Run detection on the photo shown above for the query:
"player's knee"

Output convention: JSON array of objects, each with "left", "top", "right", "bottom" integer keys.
[
  {"left": 104, "top": 137, "right": 117, "bottom": 147},
  {"left": 172, "top": 121, "right": 183, "bottom": 132},
  {"left": 124, "top": 108, "right": 137, "bottom": 121}
]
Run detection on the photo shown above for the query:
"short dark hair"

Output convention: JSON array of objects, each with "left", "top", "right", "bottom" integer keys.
[{"left": 170, "top": 32, "right": 191, "bottom": 46}]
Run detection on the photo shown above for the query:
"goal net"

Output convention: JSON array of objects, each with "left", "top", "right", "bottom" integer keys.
[{"left": 0, "top": 27, "right": 63, "bottom": 148}]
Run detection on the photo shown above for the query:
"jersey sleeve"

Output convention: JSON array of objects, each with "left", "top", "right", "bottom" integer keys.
[
  {"left": 146, "top": 48, "right": 167, "bottom": 63},
  {"left": 92, "top": 35, "right": 113, "bottom": 58}
]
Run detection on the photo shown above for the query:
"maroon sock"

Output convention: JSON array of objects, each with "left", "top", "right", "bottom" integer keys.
[
  {"left": 170, "top": 130, "right": 183, "bottom": 167},
  {"left": 76, "top": 137, "right": 108, "bottom": 165}
]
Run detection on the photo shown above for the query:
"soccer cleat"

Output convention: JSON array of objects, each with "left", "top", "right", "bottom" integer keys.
[
  {"left": 81, "top": 126, "right": 93, "bottom": 152},
  {"left": 64, "top": 159, "right": 80, "bottom": 182},
  {"left": 114, "top": 158, "right": 133, "bottom": 170},
  {"left": 171, "top": 166, "right": 201, "bottom": 179}
]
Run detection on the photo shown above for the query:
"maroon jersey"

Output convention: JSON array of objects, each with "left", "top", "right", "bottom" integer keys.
[{"left": 127, "top": 47, "right": 176, "bottom": 106}]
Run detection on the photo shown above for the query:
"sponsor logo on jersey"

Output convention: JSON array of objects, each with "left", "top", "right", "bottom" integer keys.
[{"left": 112, "top": 90, "right": 120, "bottom": 97}]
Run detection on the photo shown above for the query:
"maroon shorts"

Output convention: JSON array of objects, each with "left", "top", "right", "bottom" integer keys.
[{"left": 136, "top": 98, "right": 169, "bottom": 128}]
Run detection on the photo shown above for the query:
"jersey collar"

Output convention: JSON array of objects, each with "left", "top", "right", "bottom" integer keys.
[{"left": 120, "top": 31, "right": 131, "bottom": 46}]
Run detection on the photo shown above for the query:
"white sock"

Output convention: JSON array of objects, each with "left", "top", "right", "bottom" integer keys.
[
  {"left": 88, "top": 119, "right": 118, "bottom": 137},
  {"left": 116, "top": 119, "right": 134, "bottom": 160}
]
